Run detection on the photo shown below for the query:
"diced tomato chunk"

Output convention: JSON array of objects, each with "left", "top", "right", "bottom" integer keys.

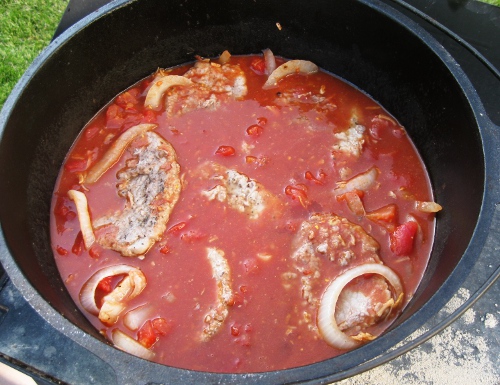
[
  {"left": 305, "top": 170, "right": 327, "bottom": 185},
  {"left": 137, "top": 318, "right": 170, "bottom": 348},
  {"left": 250, "top": 58, "right": 266, "bottom": 74},
  {"left": 54, "top": 197, "right": 76, "bottom": 221},
  {"left": 257, "top": 117, "right": 267, "bottom": 126},
  {"left": 137, "top": 320, "right": 158, "bottom": 348},
  {"left": 89, "top": 245, "right": 100, "bottom": 259},
  {"left": 285, "top": 184, "right": 310, "bottom": 208},
  {"left": 97, "top": 276, "right": 113, "bottom": 294},
  {"left": 120, "top": 112, "right": 143, "bottom": 132},
  {"left": 366, "top": 204, "right": 398, "bottom": 231},
  {"left": 84, "top": 125, "right": 100, "bottom": 141},
  {"left": 106, "top": 104, "right": 125, "bottom": 129},
  {"left": 215, "top": 145, "right": 236, "bottom": 156},
  {"left": 390, "top": 221, "right": 418, "bottom": 256},
  {"left": 115, "top": 88, "right": 140, "bottom": 108},
  {"left": 72, "top": 232, "right": 84, "bottom": 256},
  {"left": 152, "top": 318, "right": 171, "bottom": 336},
  {"left": 56, "top": 246, "right": 68, "bottom": 256},
  {"left": 64, "top": 157, "right": 88, "bottom": 173},
  {"left": 159, "top": 245, "right": 170, "bottom": 254},
  {"left": 142, "top": 109, "right": 157, "bottom": 123},
  {"left": 246, "top": 124, "right": 263, "bottom": 137}
]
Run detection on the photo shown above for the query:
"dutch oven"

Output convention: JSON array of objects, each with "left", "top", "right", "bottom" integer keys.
[{"left": 1, "top": 0, "right": 499, "bottom": 383}]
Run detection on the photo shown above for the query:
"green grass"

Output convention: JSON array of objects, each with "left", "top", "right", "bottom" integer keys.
[
  {"left": 0, "top": 0, "right": 67, "bottom": 110},
  {"left": 0, "top": 0, "right": 499, "bottom": 112}
]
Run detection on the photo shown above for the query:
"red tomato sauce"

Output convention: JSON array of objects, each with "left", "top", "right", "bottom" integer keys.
[{"left": 51, "top": 54, "right": 438, "bottom": 373}]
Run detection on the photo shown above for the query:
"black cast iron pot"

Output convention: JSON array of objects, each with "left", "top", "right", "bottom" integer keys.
[{"left": 1, "top": 0, "right": 499, "bottom": 383}]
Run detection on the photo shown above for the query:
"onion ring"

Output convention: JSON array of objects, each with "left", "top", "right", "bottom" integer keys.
[
  {"left": 123, "top": 304, "right": 154, "bottom": 331},
  {"left": 263, "top": 59, "right": 318, "bottom": 89},
  {"left": 85, "top": 123, "right": 157, "bottom": 184},
  {"left": 67, "top": 190, "right": 95, "bottom": 249},
  {"left": 317, "top": 263, "right": 403, "bottom": 350},
  {"left": 79, "top": 265, "right": 146, "bottom": 317},
  {"left": 112, "top": 329, "right": 155, "bottom": 360},
  {"left": 144, "top": 75, "right": 193, "bottom": 110}
]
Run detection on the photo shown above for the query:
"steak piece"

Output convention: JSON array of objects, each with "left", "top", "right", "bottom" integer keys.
[{"left": 93, "top": 131, "right": 181, "bottom": 257}]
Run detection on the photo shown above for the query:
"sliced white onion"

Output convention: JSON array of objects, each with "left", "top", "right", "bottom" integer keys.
[
  {"left": 85, "top": 123, "right": 157, "bottom": 184},
  {"left": 123, "top": 304, "right": 154, "bottom": 331},
  {"left": 67, "top": 190, "right": 95, "bottom": 249},
  {"left": 334, "top": 167, "right": 379, "bottom": 196},
  {"left": 144, "top": 75, "right": 193, "bottom": 110},
  {"left": 317, "top": 263, "right": 403, "bottom": 350},
  {"left": 416, "top": 201, "right": 443, "bottom": 213},
  {"left": 219, "top": 50, "right": 231, "bottom": 64},
  {"left": 262, "top": 48, "right": 276, "bottom": 75},
  {"left": 79, "top": 265, "right": 144, "bottom": 316},
  {"left": 112, "top": 329, "right": 155, "bottom": 360},
  {"left": 98, "top": 269, "right": 147, "bottom": 325},
  {"left": 263, "top": 59, "right": 318, "bottom": 89}
]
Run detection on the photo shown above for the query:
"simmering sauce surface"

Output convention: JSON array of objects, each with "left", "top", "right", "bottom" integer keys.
[{"left": 51, "top": 54, "right": 437, "bottom": 373}]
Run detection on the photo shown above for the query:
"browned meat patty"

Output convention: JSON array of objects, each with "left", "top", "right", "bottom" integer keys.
[
  {"left": 164, "top": 61, "right": 247, "bottom": 117},
  {"left": 93, "top": 131, "right": 181, "bottom": 257},
  {"left": 194, "top": 161, "right": 284, "bottom": 220},
  {"left": 202, "top": 247, "right": 234, "bottom": 341},
  {"left": 287, "top": 213, "right": 381, "bottom": 306}
]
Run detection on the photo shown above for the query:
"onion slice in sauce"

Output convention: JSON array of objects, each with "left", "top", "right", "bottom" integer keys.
[
  {"left": 144, "top": 75, "right": 193, "bottom": 110},
  {"left": 79, "top": 265, "right": 146, "bottom": 318},
  {"left": 416, "top": 201, "right": 443, "bottom": 213},
  {"left": 84, "top": 123, "right": 157, "bottom": 184},
  {"left": 334, "top": 167, "right": 379, "bottom": 196},
  {"left": 67, "top": 190, "right": 95, "bottom": 249},
  {"left": 112, "top": 329, "right": 155, "bottom": 360},
  {"left": 99, "top": 269, "right": 147, "bottom": 325},
  {"left": 219, "top": 50, "right": 231, "bottom": 64},
  {"left": 317, "top": 263, "right": 403, "bottom": 350},
  {"left": 123, "top": 304, "right": 154, "bottom": 331},
  {"left": 263, "top": 59, "right": 319, "bottom": 89},
  {"left": 262, "top": 48, "right": 276, "bottom": 75}
]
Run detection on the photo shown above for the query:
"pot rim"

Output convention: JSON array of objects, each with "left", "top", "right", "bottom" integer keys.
[{"left": 0, "top": 0, "right": 499, "bottom": 383}]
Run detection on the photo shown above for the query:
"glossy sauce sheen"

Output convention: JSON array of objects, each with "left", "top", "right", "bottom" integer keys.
[{"left": 51, "top": 55, "right": 436, "bottom": 373}]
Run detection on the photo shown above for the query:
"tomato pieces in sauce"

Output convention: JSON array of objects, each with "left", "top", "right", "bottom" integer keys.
[{"left": 50, "top": 51, "right": 440, "bottom": 373}]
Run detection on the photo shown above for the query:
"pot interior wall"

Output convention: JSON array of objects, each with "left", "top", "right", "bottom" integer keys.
[{"left": 0, "top": 0, "right": 484, "bottom": 353}]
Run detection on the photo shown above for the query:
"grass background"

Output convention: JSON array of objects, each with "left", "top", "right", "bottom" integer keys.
[
  {"left": 0, "top": 0, "right": 67, "bottom": 110},
  {"left": 0, "top": 0, "right": 499, "bottom": 111}
]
